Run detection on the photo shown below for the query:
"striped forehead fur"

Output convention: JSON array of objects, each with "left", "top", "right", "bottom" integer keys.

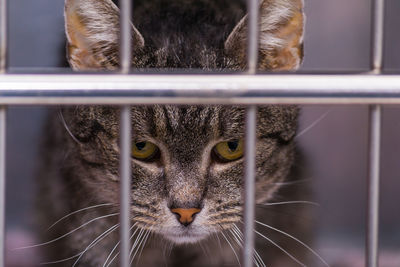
[{"left": 157, "top": 106, "right": 220, "bottom": 132}]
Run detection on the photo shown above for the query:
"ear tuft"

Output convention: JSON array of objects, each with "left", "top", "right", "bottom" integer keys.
[
  {"left": 225, "top": 0, "right": 304, "bottom": 71},
  {"left": 64, "top": 0, "right": 144, "bottom": 70}
]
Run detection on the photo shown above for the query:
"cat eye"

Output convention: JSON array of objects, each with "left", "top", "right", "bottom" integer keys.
[
  {"left": 131, "top": 141, "right": 159, "bottom": 160},
  {"left": 213, "top": 139, "right": 244, "bottom": 161}
]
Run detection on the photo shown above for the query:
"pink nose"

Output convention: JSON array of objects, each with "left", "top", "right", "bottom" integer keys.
[{"left": 171, "top": 208, "right": 201, "bottom": 226}]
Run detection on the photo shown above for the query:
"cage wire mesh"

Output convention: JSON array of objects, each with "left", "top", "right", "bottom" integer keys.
[{"left": 1, "top": 0, "right": 400, "bottom": 267}]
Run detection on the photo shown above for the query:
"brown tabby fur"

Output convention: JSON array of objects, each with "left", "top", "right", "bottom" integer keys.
[{"left": 37, "top": 0, "right": 317, "bottom": 266}]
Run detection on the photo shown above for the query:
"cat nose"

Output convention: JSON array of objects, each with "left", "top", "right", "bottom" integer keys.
[{"left": 171, "top": 208, "right": 201, "bottom": 226}]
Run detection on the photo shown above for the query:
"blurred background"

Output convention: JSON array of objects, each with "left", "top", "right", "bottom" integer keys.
[{"left": 4, "top": 0, "right": 400, "bottom": 266}]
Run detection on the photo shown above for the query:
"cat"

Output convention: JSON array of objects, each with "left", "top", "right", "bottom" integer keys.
[{"left": 36, "top": 0, "right": 320, "bottom": 266}]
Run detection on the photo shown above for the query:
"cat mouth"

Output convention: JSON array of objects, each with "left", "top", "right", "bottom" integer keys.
[{"left": 164, "top": 227, "right": 209, "bottom": 244}]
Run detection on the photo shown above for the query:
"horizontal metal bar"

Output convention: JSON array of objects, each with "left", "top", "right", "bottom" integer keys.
[
  {"left": 1, "top": 74, "right": 400, "bottom": 104},
  {"left": 3, "top": 74, "right": 400, "bottom": 91}
]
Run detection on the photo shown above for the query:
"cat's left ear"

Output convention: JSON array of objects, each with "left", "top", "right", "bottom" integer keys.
[
  {"left": 225, "top": 0, "right": 304, "bottom": 71},
  {"left": 64, "top": 0, "right": 145, "bottom": 70}
]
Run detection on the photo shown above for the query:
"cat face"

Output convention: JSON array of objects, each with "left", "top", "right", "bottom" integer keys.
[
  {"left": 62, "top": 0, "right": 304, "bottom": 245},
  {"left": 62, "top": 105, "right": 298, "bottom": 244}
]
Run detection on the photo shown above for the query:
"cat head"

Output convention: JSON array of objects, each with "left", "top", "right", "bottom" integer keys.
[{"left": 62, "top": 0, "right": 304, "bottom": 244}]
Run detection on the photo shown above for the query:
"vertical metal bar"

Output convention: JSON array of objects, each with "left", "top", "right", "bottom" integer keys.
[
  {"left": 0, "top": 0, "right": 5, "bottom": 71},
  {"left": 0, "top": 0, "right": 7, "bottom": 73},
  {"left": 119, "top": 0, "right": 132, "bottom": 265},
  {"left": 243, "top": 106, "right": 256, "bottom": 267},
  {"left": 120, "top": 0, "right": 132, "bottom": 74},
  {"left": 366, "top": 105, "right": 381, "bottom": 267},
  {"left": 0, "top": 107, "right": 5, "bottom": 267},
  {"left": 0, "top": 0, "right": 7, "bottom": 266},
  {"left": 119, "top": 106, "right": 131, "bottom": 267},
  {"left": 247, "top": 0, "right": 259, "bottom": 74},
  {"left": 243, "top": 0, "right": 259, "bottom": 266},
  {"left": 371, "top": 0, "right": 385, "bottom": 73},
  {"left": 367, "top": 1, "right": 384, "bottom": 267}
]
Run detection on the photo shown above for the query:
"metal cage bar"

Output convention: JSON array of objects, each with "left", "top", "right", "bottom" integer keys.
[
  {"left": 247, "top": 0, "right": 259, "bottom": 75},
  {"left": 371, "top": 0, "right": 385, "bottom": 73},
  {"left": 2, "top": 74, "right": 400, "bottom": 104},
  {"left": 0, "top": 0, "right": 6, "bottom": 73},
  {"left": 0, "top": 0, "right": 395, "bottom": 266},
  {"left": 2, "top": 74, "right": 400, "bottom": 105},
  {"left": 242, "top": 0, "right": 259, "bottom": 266},
  {"left": 119, "top": 0, "right": 133, "bottom": 266},
  {"left": 120, "top": 0, "right": 132, "bottom": 75},
  {"left": 243, "top": 106, "right": 257, "bottom": 267},
  {"left": 119, "top": 106, "right": 132, "bottom": 267},
  {"left": 366, "top": 0, "right": 385, "bottom": 266},
  {"left": 367, "top": 105, "right": 381, "bottom": 267},
  {"left": 0, "top": 0, "right": 6, "bottom": 265},
  {"left": 0, "top": 107, "right": 6, "bottom": 267}
]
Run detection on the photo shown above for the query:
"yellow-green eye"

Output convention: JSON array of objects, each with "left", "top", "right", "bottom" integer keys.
[
  {"left": 214, "top": 139, "right": 244, "bottom": 161},
  {"left": 132, "top": 141, "right": 158, "bottom": 160}
]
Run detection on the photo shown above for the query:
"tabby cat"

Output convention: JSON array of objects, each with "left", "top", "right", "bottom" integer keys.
[{"left": 37, "top": 0, "right": 320, "bottom": 266}]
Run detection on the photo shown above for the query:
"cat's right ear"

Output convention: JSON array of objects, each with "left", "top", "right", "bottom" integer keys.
[
  {"left": 225, "top": 0, "right": 304, "bottom": 71},
  {"left": 64, "top": 0, "right": 144, "bottom": 70}
]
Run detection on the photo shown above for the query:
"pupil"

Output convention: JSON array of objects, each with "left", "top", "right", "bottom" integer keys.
[
  {"left": 136, "top": 142, "right": 146, "bottom": 150},
  {"left": 227, "top": 141, "right": 238, "bottom": 151}
]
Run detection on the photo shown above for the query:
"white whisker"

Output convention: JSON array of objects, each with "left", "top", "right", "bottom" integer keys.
[
  {"left": 71, "top": 224, "right": 119, "bottom": 267},
  {"left": 40, "top": 223, "right": 119, "bottom": 265},
  {"left": 232, "top": 225, "right": 266, "bottom": 267},
  {"left": 296, "top": 109, "right": 331, "bottom": 138},
  {"left": 130, "top": 229, "right": 151, "bottom": 265},
  {"left": 15, "top": 213, "right": 119, "bottom": 250},
  {"left": 272, "top": 178, "right": 312, "bottom": 186},
  {"left": 229, "top": 229, "right": 242, "bottom": 249},
  {"left": 129, "top": 228, "right": 148, "bottom": 265},
  {"left": 137, "top": 229, "right": 153, "bottom": 263},
  {"left": 220, "top": 230, "right": 241, "bottom": 267},
  {"left": 128, "top": 228, "right": 145, "bottom": 261},
  {"left": 229, "top": 228, "right": 257, "bottom": 266},
  {"left": 47, "top": 203, "right": 115, "bottom": 230},
  {"left": 167, "top": 241, "right": 174, "bottom": 258},
  {"left": 258, "top": 201, "right": 320, "bottom": 207},
  {"left": 58, "top": 109, "right": 81, "bottom": 144},
  {"left": 215, "top": 231, "right": 223, "bottom": 254},
  {"left": 103, "top": 242, "right": 119, "bottom": 267},
  {"left": 253, "top": 248, "right": 266, "bottom": 267},
  {"left": 161, "top": 238, "right": 168, "bottom": 265},
  {"left": 255, "top": 230, "right": 305, "bottom": 267},
  {"left": 199, "top": 242, "right": 206, "bottom": 257},
  {"left": 103, "top": 223, "right": 138, "bottom": 267},
  {"left": 255, "top": 220, "right": 329, "bottom": 267}
]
